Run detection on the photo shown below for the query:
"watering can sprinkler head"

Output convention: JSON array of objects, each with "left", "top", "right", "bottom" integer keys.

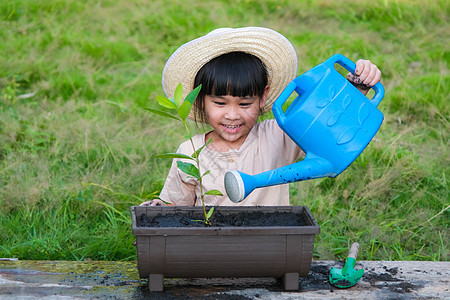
[
  {"left": 224, "top": 171, "right": 246, "bottom": 203},
  {"left": 224, "top": 54, "right": 385, "bottom": 203}
]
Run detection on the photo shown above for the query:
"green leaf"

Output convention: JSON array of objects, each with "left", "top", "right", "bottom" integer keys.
[
  {"left": 174, "top": 83, "right": 183, "bottom": 107},
  {"left": 201, "top": 170, "right": 211, "bottom": 177},
  {"left": 206, "top": 207, "right": 215, "bottom": 219},
  {"left": 144, "top": 108, "right": 180, "bottom": 121},
  {"left": 185, "top": 84, "right": 202, "bottom": 105},
  {"left": 205, "top": 189, "right": 223, "bottom": 196},
  {"left": 177, "top": 85, "right": 202, "bottom": 121},
  {"left": 178, "top": 99, "right": 192, "bottom": 121},
  {"left": 190, "top": 218, "right": 205, "bottom": 223},
  {"left": 177, "top": 161, "right": 200, "bottom": 179},
  {"left": 192, "top": 138, "right": 212, "bottom": 158},
  {"left": 156, "top": 96, "right": 177, "bottom": 110},
  {"left": 155, "top": 153, "right": 194, "bottom": 160}
]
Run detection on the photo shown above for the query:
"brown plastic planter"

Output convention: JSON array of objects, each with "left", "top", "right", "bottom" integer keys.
[{"left": 131, "top": 206, "right": 320, "bottom": 291}]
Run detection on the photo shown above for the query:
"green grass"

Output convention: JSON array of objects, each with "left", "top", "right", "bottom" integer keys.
[{"left": 0, "top": 0, "right": 448, "bottom": 261}]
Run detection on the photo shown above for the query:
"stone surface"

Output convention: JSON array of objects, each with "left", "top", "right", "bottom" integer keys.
[{"left": 0, "top": 260, "right": 448, "bottom": 299}]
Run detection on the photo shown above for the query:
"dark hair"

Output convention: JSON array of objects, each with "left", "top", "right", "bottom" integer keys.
[{"left": 193, "top": 51, "right": 268, "bottom": 123}]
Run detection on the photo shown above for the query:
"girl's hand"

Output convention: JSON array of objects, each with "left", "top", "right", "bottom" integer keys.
[
  {"left": 133, "top": 199, "right": 172, "bottom": 246},
  {"left": 140, "top": 199, "right": 171, "bottom": 206},
  {"left": 346, "top": 59, "right": 381, "bottom": 95}
]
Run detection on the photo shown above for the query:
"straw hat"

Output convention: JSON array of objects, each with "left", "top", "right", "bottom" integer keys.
[{"left": 162, "top": 27, "right": 298, "bottom": 120}]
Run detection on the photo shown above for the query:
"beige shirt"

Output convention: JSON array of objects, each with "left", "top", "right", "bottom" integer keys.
[{"left": 159, "top": 119, "right": 304, "bottom": 206}]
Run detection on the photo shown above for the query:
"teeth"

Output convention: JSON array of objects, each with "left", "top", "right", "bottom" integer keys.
[{"left": 224, "top": 125, "right": 240, "bottom": 129}]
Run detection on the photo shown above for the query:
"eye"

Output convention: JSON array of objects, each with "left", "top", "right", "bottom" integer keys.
[
  {"left": 214, "top": 101, "right": 226, "bottom": 106},
  {"left": 239, "top": 102, "right": 252, "bottom": 107}
]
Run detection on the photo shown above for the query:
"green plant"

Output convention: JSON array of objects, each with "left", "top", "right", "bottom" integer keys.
[{"left": 145, "top": 83, "right": 223, "bottom": 225}]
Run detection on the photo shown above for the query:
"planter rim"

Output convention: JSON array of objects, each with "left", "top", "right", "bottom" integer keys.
[{"left": 131, "top": 205, "right": 320, "bottom": 236}]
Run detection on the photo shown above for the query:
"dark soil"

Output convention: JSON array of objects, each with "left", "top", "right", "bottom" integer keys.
[
  {"left": 299, "top": 263, "right": 332, "bottom": 291},
  {"left": 137, "top": 210, "right": 308, "bottom": 228},
  {"left": 364, "top": 266, "right": 421, "bottom": 293}
]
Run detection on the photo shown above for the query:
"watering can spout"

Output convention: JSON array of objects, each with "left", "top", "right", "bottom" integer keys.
[{"left": 225, "top": 155, "right": 335, "bottom": 203}]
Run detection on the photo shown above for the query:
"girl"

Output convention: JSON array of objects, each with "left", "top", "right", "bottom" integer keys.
[{"left": 144, "top": 27, "right": 381, "bottom": 207}]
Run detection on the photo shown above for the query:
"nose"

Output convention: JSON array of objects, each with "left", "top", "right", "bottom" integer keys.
[{"left": 224, "top": 105, "right": 240, "bottom": 120}]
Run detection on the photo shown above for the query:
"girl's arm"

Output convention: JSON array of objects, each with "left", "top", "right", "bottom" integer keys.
[{"left": 346, "top": 59, "right": 382, "bottom": 96}]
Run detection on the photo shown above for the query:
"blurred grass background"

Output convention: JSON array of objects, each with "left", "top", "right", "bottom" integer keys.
[{"left": 0, "top": 0, "right": 448, "bottom": 261}]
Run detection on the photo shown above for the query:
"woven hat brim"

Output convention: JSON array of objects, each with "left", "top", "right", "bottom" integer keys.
[{"left": 162, "top": 27, "right": 298, "bottom": 121}]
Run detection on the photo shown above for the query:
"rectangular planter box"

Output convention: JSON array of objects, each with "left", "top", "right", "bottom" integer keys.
[{"left": 131, "top": 205, "right": 320, "bottom": 291}]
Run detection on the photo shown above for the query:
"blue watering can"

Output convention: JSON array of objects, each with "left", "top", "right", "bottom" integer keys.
[{"left": 224, "top": 54, "right": 385, "bottom": 203}]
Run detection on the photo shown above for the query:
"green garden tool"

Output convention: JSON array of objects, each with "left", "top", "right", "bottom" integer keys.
[{"left": 329, "top": 242, "right": 364, "bottom": 288}]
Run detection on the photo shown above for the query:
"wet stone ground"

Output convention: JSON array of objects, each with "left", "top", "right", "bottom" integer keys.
[{"left": 0, "top": 260, "right": 448, "bottom": 299}]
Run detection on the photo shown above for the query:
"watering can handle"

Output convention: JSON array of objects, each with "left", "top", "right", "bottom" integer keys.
[
  {"left": 272, "top": 80, "right": 298, "bottom": 125},
  {"left": 325, "top": 54, "right": 385, "bottom": 107}
]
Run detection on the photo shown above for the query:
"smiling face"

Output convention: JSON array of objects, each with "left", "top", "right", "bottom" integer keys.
[
  {"left": 204, "top": 88, "right": 268, "bottom": 151},
  {"left": 192, "top": 52, "right": 269, "bottom": 151}
]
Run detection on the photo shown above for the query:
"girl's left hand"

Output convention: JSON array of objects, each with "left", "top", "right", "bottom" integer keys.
[
  {"left": 346, "top": 59, "right": 381, "bottom": 95},
  {"left": 139, "top": 199, "right": 175, "bottom": 206}
]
